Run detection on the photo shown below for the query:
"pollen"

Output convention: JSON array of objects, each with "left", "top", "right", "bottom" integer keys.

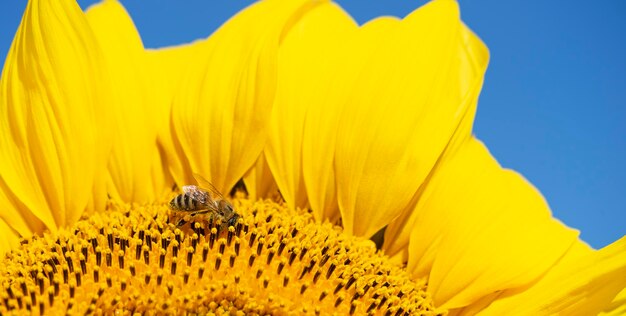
[{"left": 0, "top": 199, "right": 444, "bottom": 315}]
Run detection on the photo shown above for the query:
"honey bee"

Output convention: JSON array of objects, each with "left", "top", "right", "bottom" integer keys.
[{"left": 169, "top": 173, "right": 240, "bottom": 228}]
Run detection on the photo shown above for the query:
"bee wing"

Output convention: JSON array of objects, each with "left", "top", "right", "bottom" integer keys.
[
  {"left": 182, "top": 185, "right": 210, "bottom": 205},
  {"left": 192, "top": 173, "right": 227, "bottom": 201}
]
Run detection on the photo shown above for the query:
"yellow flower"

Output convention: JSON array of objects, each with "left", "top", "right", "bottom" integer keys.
[{"left": 0, "top": 0, "right": 624, "bottom": 314}]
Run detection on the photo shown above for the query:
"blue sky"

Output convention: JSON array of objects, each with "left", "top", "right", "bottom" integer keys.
[{"left": 1, "top": 1, "right": 624, "bottom": 249}]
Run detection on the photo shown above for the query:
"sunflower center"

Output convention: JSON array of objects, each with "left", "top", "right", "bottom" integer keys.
[{"left": 0, "top": 198, "right": 443, "bottom": 315}]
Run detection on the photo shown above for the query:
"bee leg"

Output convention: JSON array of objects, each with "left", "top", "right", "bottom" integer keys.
[
  {"left": 209, "top": 213, "right": 221, "bottom": 228},
  {"left": 227, "top": 214, "right": 240, "bottom": 228},
  {"left": 176, "top": 218, "right": 187, "bottom": 227},
  {"left": 216, "top": 214, "right": 238, "bottom": 234}
]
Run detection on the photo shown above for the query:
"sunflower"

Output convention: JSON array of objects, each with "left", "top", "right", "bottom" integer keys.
[{"left": 0, "top": 0, "right": 624, "bottom": 314}]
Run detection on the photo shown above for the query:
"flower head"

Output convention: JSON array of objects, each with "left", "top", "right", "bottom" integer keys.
[
  {"left": 2, "top": 199, "right": 443, "bottom": 314},
  {"left": 1, "top": 0, "right": 625, "bottom": 314}
]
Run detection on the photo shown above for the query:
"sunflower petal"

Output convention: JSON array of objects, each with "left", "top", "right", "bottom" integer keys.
[
  {"left": 85, "top": 0, "right": 169, "bottom": 202},
  {"left": 242, "top": 153, "right": 279, "bottom": 201},
  {"left": 0, "top": 175, "right": 47, "bottom": 239},
  {"left": 0, "top": 0, "right": 112, "bottom": 236},
  {"left": 264, "top": 2, "right": 357, "bottom": 210},
  {"left": 600, "top": 286, "right": 626, "bottom": 316},
  {"left": 383, "top": 21, "right": 489, "bottom": 261},
  {"left": 477, "top": 236, "right": 626, "bottom": 315},
  {"left": 301, "top": 17, "right": 387, "bottom": 224},
  {"left": 0, "top": 217, "right": 21, "bottom": 255},
  {"left": 146, "top": 41, "right": 209, "bottom": 194},
  {"left": 333, "top": 0, "right": 485, "bottom": 238},
  {"left": 453, "top": 240, "right": 593, "bottom": 315},
  {"left": 169, "top": 0, "right": 319, "bottom": 192},
  {"left": 303, "top": 17, "right": 402, "bottom": 224},
  {"left": 146, "top": 41, "right": 209, "bottom": 129},
  {"left": 404, "top": 138, "right": 579, "bottom": 309}
]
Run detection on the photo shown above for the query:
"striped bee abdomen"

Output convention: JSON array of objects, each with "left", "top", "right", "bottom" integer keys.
[{"left": 170, "top": 193, "right": 198, "bottom": 211}]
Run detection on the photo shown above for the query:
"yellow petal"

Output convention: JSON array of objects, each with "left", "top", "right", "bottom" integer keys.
[
  {"left": 453, "top": 240, "right": 594, "bottom": 315},
  {"left": 600, "top": 286, "right": 626, "bottom": 316},
  {"left": 169, "top": 0, "right": 319, "bottom": 192},
  {"left": 383, "top": 21, "right": 489, "bottom": 261},
  {"left": 0, "top": 217, "right": 21, "bottom": 255},
  {"left": 477, "top": 236, "right": 626, "bottom": 315},
  {"left": 402, "top": 138, "right": 579, "bottom": 309},
  {"left": 301, "top": 17, "right": 386, "bottom": 224},
  {"left": 264, "top": 2, "right": 357, "bottom": 210},
  {"left": 85, "top": 0, "right": 168, "bottom": 202},
  {"left": 0, "top": 0, "right": 112, "bottom": 236},
  {"left": 0, "top": 170, "right": 46, "bottom": 242},
  {"left": 332, "top": 0, "right": 487, "bottom": 238},
  {"left": 302, "top": 17, "right": 402, "bottom": 224},
  {"left": 146, "top": 41, "right": 209, "bottom": 193},
  {"left": 242, "top": 153, "right": 280, "bottom": 201},
  {"left": 146, "top": 42, "right": 208, "bottom": 129}
]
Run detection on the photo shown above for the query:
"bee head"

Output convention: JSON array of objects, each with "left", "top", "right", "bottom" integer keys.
[{"left": 227, "top": 213, "right": 240, "bottom": 228}]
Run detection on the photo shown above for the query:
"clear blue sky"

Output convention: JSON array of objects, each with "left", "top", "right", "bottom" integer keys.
[{"left": 1, "top": 1, "right": 624, "bottom": 249}]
